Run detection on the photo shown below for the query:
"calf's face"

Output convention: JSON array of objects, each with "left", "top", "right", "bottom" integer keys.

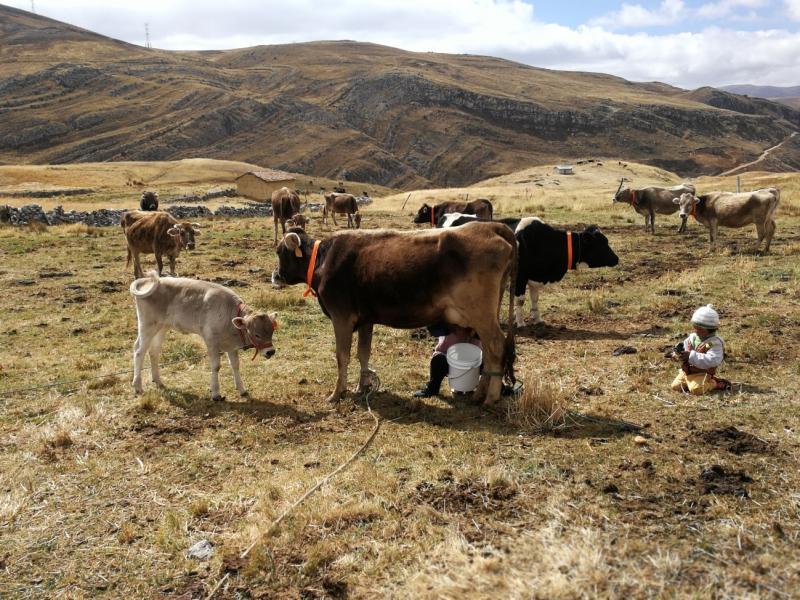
[
  {"left": 232, "top": 312, "right": 278, "bottom": 359},
  {"left": 413, "top": 204, "right": 432, "bottom": 224},
  {"left": 272, "top": 230, "right": 312, "bottom": 287},
  {"left": 168, "top": 223, "right": 200, "bottom": 250}
]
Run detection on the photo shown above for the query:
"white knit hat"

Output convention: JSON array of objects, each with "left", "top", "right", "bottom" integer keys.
[{"left": 691, "top": 304, "right": 720, "bottom": 328}]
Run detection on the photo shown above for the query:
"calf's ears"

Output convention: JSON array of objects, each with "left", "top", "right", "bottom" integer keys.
[
  {"left": 232, "top": 317, "right": 246, "bottom": 329},
  {"left": 167, "top": 226, "right": 181, "bottom": 236},
  {"left": 269, "top": 312, "right": 279, "bottom": 330},
  {"left": 283, "top": 232, "right": 303, "bottom": 257},
  {"left": 672, "top": 197, "right": 681, "bottom": 204}
]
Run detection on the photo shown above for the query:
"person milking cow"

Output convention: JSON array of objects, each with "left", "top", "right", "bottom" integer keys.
[{"left": 669, "top": 304, "right": 731, "bottom": 394}]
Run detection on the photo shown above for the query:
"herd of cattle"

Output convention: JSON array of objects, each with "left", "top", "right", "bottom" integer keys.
[{"left": 120, "top": 180, "right": 781, "bottom": 405}]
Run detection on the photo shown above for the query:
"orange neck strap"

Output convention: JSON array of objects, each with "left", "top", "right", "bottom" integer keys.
[
  {"left": 630, "top": 189, "right": 638, "bottom": 207},
  {"left": 566, "top": 230, "right": 573, "bottom": 271},
  {"left": 303, "top": 240, "right": 321, "bottom": 298},
  {"left": 430, "top": 207, "right": 435, "bottom": 227}
]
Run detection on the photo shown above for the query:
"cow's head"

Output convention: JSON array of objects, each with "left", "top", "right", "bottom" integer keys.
[
  {"left": 167, "top": 222, "right": 200, "bottom": 250},
  {"left": 272, "top": 229, "right": 314, "bottom": 288},
  {"left": 413, "top": 203, "right": 432, "bottom": 224},
  {"left": 232, "top": 311, "right": 278, "bottom": 359},
  {"left": 354, "top": 212, "right": 362, "bottom": 229},
  {"left": 673, "top": 192, "right": 698, "bottom": 223},
  {"left": 612, "top": 178, "right": 627, "bottom": 203},
  {"left": 577, "top": 225, "right": 619, "bottom": 269}
]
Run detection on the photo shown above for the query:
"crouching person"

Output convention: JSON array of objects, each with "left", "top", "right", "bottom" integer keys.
[
  {"left": 414, "top": 325, "right": 481, "bottom": 398},
  {"left": 130, "top": 270, "right": 278, "bottom": 401},
  {"left": 670, "top": 304, "right": 730, "bottom": 395}
]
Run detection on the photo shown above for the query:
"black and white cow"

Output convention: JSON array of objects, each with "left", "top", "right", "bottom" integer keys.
[
  {"left": 438, "top": 212, "right": 520, "bottom": 230},
  {"left": 442, "top": 214, "right": 619, "bottom": 326}
]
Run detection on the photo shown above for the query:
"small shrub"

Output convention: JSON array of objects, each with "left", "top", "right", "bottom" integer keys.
[
  {"left": 507, "top": 380, "right": 568, "bottom": 431},
  {"left": 189, "top": 498, "right": 210, "bottom": 518},
  {"left": 87, "top": 374, "right": 119, "bottom": 390}
]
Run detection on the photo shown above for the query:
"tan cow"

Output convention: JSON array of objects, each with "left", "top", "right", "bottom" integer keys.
[
  {"left": 130, "top": 271, "right": 277, "bottom": 400},
  {"left": 323, "top": 193, "right": 361, "bottom": 228},
  {"left": 272, "top": 222, "right": 517, "bottom": 405},
  {"left": 124, "top": 211, "right": 199, "bottom": 278},
  {"left": 271, "top": 187, "right": 301, "bottom": 243},
  {"left": 613, "top": 180, "right": 696, "bottom": 234},
  {"left": 286, "top": 213, "right": 309, "bottom": 230},
  {"left": 674, "top": 188, "right": 780, "bottom": 252}
]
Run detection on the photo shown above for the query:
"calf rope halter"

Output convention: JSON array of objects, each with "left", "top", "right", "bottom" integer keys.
[
  {"left": 629, "top": 189, "right": 639, "bottom": 208},
  {"left": 303, "top": 240, "right": 321, "bottom": 298},
  {"left": 235, "top": 302, "right": 277, "bottom": 360}
]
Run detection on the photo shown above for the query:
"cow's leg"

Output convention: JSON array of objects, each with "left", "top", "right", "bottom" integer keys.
[
  {"left": 514, "top": 295, "right": 526, "bottom": 327},
  {"left": 329, "top": 319, "right": 354, "bottom": 402},
  {"left": 650, "top": 209, "right": 656, "bottom": 234},
  {"left": 205, "top": 342, "right": 224, "bottom": 400},
  {"left": 527, "top": 283, "right": 543, "bottom": 324},
  {"left": 764, "top": 219, "right": 776, "bottom": 253},
  {"left": 755, "top": 219, "right": 766, "bottom": 252},
  {"left": 472, "top": 321, "right": 505, "bottom": 405},
  {"left": 148, "top": 328, "right": 167, "bottom": 388},
  {"left": 133, "top": 251, "right": 143, "bottom": 279},
  {"left": 678, "top": 215, "right": 687, "bottom": 234},
  {"left": 709, "top": 221, "right": 718, "bottom": 251},
  {"left": 227, "top": 350, "right": 248, "bottom": 398},
  {"left": 155, "top": 252, "right": 164, "bottom": 276},
  {"left": 332, "top": 211, "right": 338, "bottom": 227},
  {"left": 168, "top": 254, "right": 177, "bottom": 277},
  {"left": 132, "top": 321, "right": 157, "bottom": 393},
  {"left": 355, "top": 323, "right": 376, "bottom": 394}
]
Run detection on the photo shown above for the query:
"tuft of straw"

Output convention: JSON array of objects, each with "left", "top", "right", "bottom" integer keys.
[{"left": 506, "top": 380, "right": 568, "bottom": 431}]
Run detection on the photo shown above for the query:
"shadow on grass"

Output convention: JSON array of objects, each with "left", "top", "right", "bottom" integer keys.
[
  {"left": 159, "top": 386, "right": 325, "bottom": 423},
  {"left": 516, "top": 323, "right": 664, "bottom": 341},
  {"left": 354, "top": 390, "right": 643, "bottom": 440}
]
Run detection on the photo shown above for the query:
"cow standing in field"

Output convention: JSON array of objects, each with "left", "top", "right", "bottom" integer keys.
[
  {"left": 140, "top": 191, "right": 159, "bottom": 211},
  {"left": 613, "top": 181, "right": 695, "bottom": 234},
  {"left": 674, "top": 188, "right": 780, "bottom": 252},
  {"left": 286, "top": 213, "right": 309, "bottom": 230},
  {"left": 323, "top": 193, "right": 362, "bottom": 228},
  {"left": 413, "top": 198, "right": 493, "bottom": 227},
  {"left": 124, "top": 211, "right": 199, "bottom": 278},
  {"left": 441, "top": 214, "right": 619, "bottom": 326},
  {"left": 272, "top": 187, "right": 301, "bottom": 243},
  {"left": 130, "top": 271, "right": 277, "bottom": 400},
  {"left": 272, "top": 222, "right": 517, "bottom": 405}
]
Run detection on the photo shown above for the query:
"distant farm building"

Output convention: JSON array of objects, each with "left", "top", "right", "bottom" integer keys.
[
  {"left": 236, "top": 170, "right": 296, "bottom": 201},
  {"left": 554, "top": 165, "right": 574, "bottom": 175}
]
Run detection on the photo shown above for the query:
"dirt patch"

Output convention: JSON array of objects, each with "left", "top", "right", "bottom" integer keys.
[
  {"left": 414, "top": 473, "right": 517, "bottom": 515},
  {"left": 698, "top": 426, "right": 773, "bottom": 455},
  {"left": 697, "top": 465, "right": 753, "bottom": 498}
]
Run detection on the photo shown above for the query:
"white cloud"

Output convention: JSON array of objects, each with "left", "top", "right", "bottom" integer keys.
[
  {"left": 786, "top": 0, "right": 800, "bottom": 20},
  {"left": 4, "top": 0, "right": 800, "bottom": 87},
  {"left": 589, "top": 0, "right": 686, "bottom": 30},
  {"left": 696, "top": 0, "right": 767, "bottom": 20}
]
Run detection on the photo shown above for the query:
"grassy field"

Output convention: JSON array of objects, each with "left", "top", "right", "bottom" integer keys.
[{"left": 1, "top": 161, "right": 799, "bottom": 598}]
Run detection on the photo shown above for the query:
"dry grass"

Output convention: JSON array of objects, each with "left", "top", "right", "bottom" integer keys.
[
  {"left": 0, "top": 161, "right": 799, "bottom": 598},
  {"left": 506, "top": 379, "right": 569, "bottom": 431}
]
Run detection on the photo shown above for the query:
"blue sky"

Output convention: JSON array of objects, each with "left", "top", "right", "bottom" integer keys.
[{"left": 4, "top": 1, "right": 800, "bottom": 88}]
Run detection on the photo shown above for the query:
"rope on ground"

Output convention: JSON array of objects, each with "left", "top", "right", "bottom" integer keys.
[
  {"left": 237, "top": 373, "right": 382, "bottom": 562},
  {"left": 0, "top": 355, "right": 204, "bottom": 397}
]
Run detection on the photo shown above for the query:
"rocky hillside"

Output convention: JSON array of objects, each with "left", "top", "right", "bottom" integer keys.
[{"left": 2, "top": 5, "right": 799, "bottom": 188}]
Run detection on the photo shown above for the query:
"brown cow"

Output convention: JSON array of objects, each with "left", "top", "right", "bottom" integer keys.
[
  {"left": 124, "top": 212, "right": 200, "bottom": 278},
  {"left": 272, "top": 222, "right": 517, "bottom": 405},
  {"left": 286, "top": 214, "right": 309, "bottom": 230},
  {"left": 140, "top": 191, "right": 159, "bottom": 211},
  {"left": 323, "top": 193, "right": 361, "bottom": 228},
  {"left": 612, "top": 181, "right": 695, "bottom": 234},
  {"left": 413, "top": 198, "right": 493, "bottom": 227},
  {"left": 674, "top": 188, "right": 780, "bottom": 252},
  {"left": 271, "top": 187, "right": 301, "bottom": 243}
]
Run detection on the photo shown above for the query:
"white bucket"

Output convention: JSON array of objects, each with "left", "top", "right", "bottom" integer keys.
[{"left": 446, "top": 343, "right": 483, "bottom": 393}]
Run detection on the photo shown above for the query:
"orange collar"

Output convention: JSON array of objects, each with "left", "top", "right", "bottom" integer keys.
[
  {"left": 630, "top": 189, "right": 638, "bottom": 207},
  {"left": 430, "top": 206, "right": 435, "bottom": 227},
  {"left": 303, "top": 240, "right": 321, "bottom": 298},
  {"left": 566, "top": 230, "right": 573, "bottom": 271}
]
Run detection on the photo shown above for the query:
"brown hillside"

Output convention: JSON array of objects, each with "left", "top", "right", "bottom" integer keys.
[{"left": 1, "top": 5, "right": 799, "bottom": 188}]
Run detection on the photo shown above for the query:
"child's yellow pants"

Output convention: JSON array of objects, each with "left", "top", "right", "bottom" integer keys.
[{"left": 671, "top": 371, "right": 718, "bottom": 395}]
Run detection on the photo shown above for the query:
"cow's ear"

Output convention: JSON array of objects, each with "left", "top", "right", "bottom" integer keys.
[
  {"left": 693, "top": 196, "right": 700, "bottom": 204},
  {"left": 268, "top": 311, "right": 279, "bottom": 330},
  {"left": 283, "top": 232, "right": 303, "bottom": 257},
  {"left": 190, "top": 223, "right": 201, "bottom": 229},
  {"left": 672, "top": 197, "right": 681, "bottom": 204},
  {"left": 232, "top": 317, "right": 246, "bottom": 330},
  {"left": 167, "top": 226, "right": 180, "bottom": 237}
]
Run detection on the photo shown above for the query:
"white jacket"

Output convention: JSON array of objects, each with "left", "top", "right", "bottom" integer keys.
[{"left": 682, "top": 332, "right": 724, "bottom": 370}]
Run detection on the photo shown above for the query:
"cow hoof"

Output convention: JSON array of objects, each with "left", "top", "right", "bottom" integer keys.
[
  {"left": 212, "top": 394, "right": 226, "bottom": 402},
  {"left": 326, "top": 391, "right": 345, "bottom": 404},
  {"left": 240, "top": 390, "right": 250, "bottom": 399}
]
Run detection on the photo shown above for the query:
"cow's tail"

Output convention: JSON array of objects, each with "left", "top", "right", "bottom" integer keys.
[
  {"left": 126, "top": 245, "right": 131, "bottom": 268},
  {"left": 129, "top": 270, "right": 160, "bottom": 299},
  {"left": 503, "top": 228, "right": 517, "bottom": 385}
]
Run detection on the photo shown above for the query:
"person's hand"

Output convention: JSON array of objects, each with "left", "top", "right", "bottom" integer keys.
[{"left": 678, "top": 350, "right": 691, "bottom": 362}]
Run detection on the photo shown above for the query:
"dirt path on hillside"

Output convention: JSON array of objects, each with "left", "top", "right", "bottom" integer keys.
[{"left": 720, "top": 131, "right": 798, "bottom": 176}]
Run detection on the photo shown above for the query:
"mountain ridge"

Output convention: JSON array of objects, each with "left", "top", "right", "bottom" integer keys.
[{"left": 2, "top": 5, "right": 799, "bottom": 189}]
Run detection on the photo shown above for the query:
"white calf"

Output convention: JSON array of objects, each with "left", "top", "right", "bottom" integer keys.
[{"left": 130, "top": 271, "right": 277, "bottom": 400}]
